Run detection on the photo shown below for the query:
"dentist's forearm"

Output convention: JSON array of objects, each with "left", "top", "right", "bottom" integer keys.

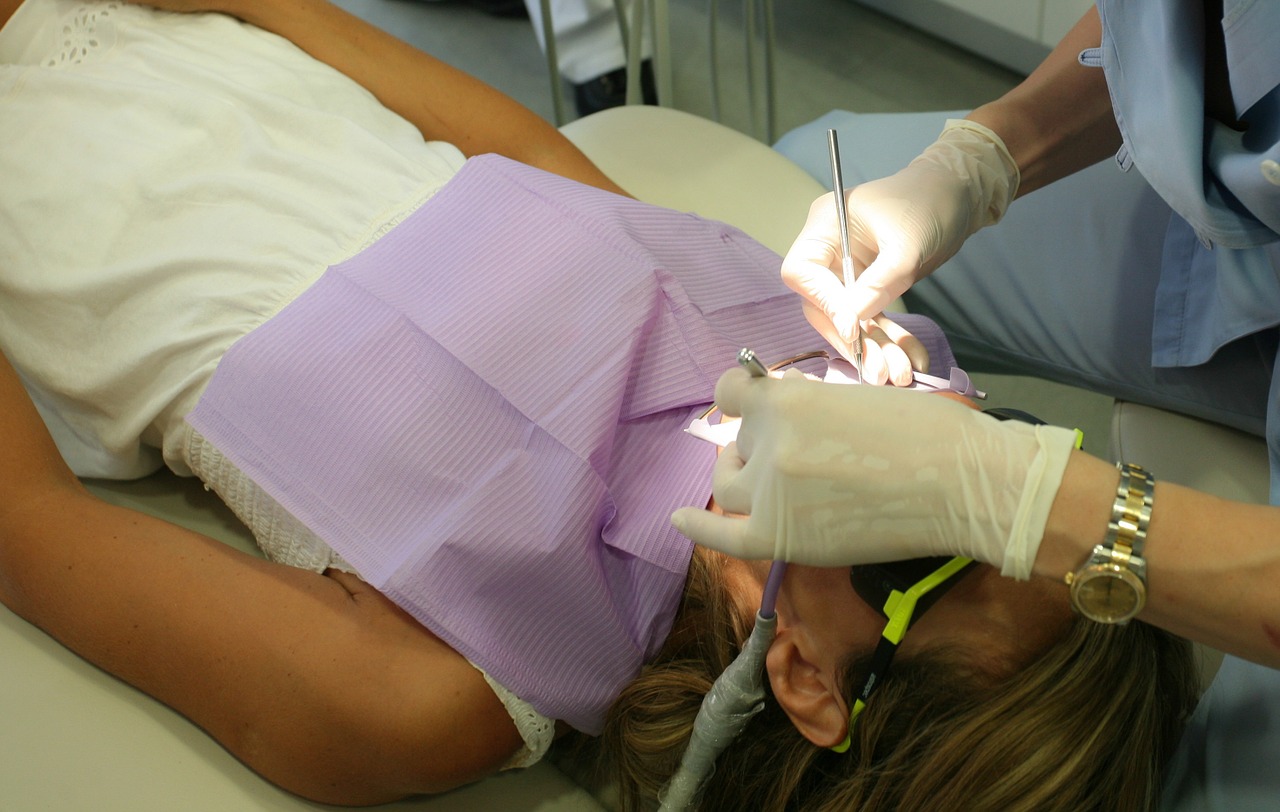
[
  {"left": 1037, "top": 449, "right": 1280, "bottom": 669},
  {"left": 967, "top": 7, "right": 1120, "bottom": 197},
  {"left": 216, "top": 0, "right": 628, "bottom": 194}
]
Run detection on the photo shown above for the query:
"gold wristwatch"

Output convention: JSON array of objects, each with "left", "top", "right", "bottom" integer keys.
[{"left": 1064, "top": 462, "right": 1154, "bottom": 624}]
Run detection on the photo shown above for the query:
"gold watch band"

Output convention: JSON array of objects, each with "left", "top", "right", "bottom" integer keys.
[{"left": 1107, "top": 462, "right": 1154, "bottom": 558}]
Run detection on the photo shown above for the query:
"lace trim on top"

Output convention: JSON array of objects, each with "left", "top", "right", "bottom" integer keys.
[
  {"left": 479, "top": 671, "right": 557, "bottom": 769},
  {"left": 47, "top": 2, "right": 120, "bottom": 67},
  {"left": 183, "top": 427, "right": 353, "bottom": 574},
  {"left": 181, "top": 427, "right": 555, "bottom": 768}
]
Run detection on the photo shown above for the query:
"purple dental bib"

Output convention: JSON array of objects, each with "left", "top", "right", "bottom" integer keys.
[{"left": 187, "top": 155, "right": 957, "bottom": 733}]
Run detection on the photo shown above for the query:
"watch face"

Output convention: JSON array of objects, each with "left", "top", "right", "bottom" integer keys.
[{"left": 1073, "top": 566, "right": 1145, "bottom": 623}]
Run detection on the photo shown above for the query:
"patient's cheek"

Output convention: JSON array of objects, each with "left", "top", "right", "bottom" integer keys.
[
  {"left": 933, "top": 390, "right": 979, "bottom": 410},
  {"left": 705, "top": 432, "right": 731, "bottom": 514},
  {"left": 705, "top": 496, "right": 746, "bottom": 519}
]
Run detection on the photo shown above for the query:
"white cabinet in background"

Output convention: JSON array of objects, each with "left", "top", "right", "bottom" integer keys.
[{"left": 854, "top": 0, "right": 1095, "bottom": 75}]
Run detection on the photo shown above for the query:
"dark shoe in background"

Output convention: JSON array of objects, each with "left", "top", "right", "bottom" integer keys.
[
  {"left": 573, "top": 59, "right": 657, "bottom": 117},
  {"left": 417, "top": 0, "right": 529, "bottom": 19}
]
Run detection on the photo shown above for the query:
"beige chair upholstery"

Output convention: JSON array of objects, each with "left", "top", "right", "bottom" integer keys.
[
  {"left": 560, "top": 105, "right": 823, "bottom": 257},
  {"left": 1110, "top": 401, "right": 1270, "bottom": 506},
  {"left": 0, "top": 105, "right": 823, "bottom": 812}
]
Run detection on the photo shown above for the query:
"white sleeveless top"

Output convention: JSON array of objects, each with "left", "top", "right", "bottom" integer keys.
[{"left": 0, "top": 0, "right": 465, "bottom": 479}]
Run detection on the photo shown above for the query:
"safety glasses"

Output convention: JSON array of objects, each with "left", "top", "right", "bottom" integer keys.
[{"left": 829, "top": 556, "right": 977, "bottom": 753}]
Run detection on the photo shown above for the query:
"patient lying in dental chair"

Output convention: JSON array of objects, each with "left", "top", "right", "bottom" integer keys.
[{"left": 0, "top": 1, "right": 1198, "bottom": 809}]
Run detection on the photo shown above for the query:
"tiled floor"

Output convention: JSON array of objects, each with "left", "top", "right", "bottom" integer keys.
[
  {"left": 332, "top": 0, "right": 1117, "bottom": 450},
  {"left": 332, "top": 0, "right": 1024, "bottom": 133}
]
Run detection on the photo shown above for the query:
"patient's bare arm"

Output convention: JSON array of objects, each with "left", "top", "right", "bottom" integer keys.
[
  {"left": 0, "top": 0, "right": 22, "bottom": 29},
  {"left": 0, "top": 349, "right": 523, "bottom": 804},
  {"left": 121, "top": 0, "right": 629, "bottom": 196}
]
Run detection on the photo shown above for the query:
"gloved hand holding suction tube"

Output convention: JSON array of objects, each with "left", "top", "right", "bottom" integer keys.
[
  {"left": 781, "top": 119, "right": 1020, "bottom": 362},
  {"left": 671, "top": 367, "right": 1078, "bottom": 580}
]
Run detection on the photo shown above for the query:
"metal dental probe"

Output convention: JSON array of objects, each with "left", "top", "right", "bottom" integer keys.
[
  {"left": 826, "top": 129, "right": 864, "bottom": 381},
  {"left": 737, "top": 347, "right": 769, "bottom": 379}
]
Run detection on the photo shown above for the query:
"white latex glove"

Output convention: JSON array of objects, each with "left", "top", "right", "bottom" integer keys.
[
  {"left": 671, "top": 368, "right": 1076, "bottom": 580},
  {"left": 782, "top": 119, "right": 1020, "bottom": 357}
]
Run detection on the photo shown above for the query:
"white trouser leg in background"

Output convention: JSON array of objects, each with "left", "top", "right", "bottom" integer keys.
[{"left": 522, "top": 0, "right": 650, "bottom": 82}]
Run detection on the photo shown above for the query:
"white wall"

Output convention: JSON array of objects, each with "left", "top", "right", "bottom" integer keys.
[{"left": 854, "top": 0, "right": 1095, "bottom": 74}]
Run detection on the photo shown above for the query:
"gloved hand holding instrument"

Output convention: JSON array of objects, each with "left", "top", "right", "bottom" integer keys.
[
  {"left": 671, "top": 366, "right": 1079, "bottom": 580},
  {"left": 782, "top": 119, "right": 1020, "bottom": 374}
]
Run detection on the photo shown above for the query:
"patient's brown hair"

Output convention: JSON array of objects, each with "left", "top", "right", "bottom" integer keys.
[{"left": 596, "top": 548, "right": 1198, "bottom": 812}]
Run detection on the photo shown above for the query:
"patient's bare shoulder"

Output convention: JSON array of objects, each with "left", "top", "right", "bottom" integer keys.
[
  {"left": 300, "top": 569, "right": 528, "bottom": 802},
  {"left": 1, "top": 478, "right": 523, "bottom": 805}
]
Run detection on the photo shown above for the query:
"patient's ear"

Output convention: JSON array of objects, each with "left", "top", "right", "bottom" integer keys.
[{"left": 766, "top": 631, "right": 849, "bottom": 748}]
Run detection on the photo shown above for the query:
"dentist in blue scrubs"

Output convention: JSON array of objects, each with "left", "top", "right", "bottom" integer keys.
[{"left": 674, "top": 3, "right": 1280, "bottom": 809}]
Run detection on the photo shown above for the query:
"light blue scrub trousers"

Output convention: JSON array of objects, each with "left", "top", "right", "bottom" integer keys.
[{"left": 775, "top": 110, "right": 1275, "bottom": 439}]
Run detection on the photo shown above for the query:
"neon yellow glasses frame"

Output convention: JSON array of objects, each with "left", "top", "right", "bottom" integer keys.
[{"left": 830, "top": 556, "right": 974, "bottom": 754}]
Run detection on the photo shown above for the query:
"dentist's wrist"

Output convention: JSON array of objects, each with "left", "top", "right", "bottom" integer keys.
[
  {"left": 1032, "top": 449, "right": 1120, "bottom": 582},
  {"left": 936, "top": 118, "right": 1021, "bottom": 230}
]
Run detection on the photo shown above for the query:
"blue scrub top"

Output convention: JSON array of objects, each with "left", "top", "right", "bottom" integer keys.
[
  {"left": 1092, "top": 0, "right": 1280, "bottom": 375},
  {"left": 1092, "top": 1, "right": 1280, "bottom": 809},
  {"left": 1094, "top": 0, "right": 1280, "bottom": 473}
]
